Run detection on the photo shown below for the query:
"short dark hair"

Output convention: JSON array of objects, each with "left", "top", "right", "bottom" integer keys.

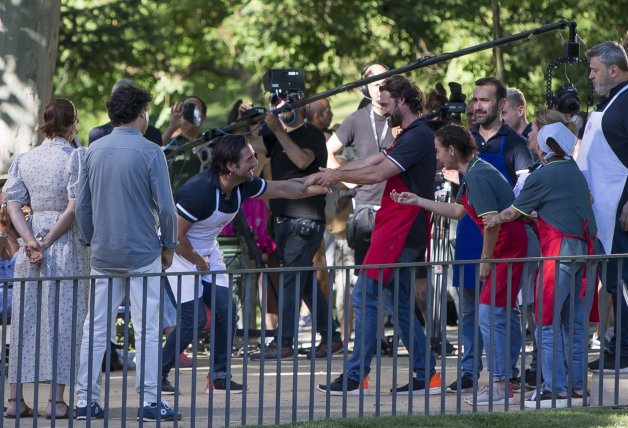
[
  {"left": 435, "top": 123, "right": 477, "bottom": 159},
  {"left": 106, "top": 84, "right": 152, "bottom": 126},
  {"left": 475, "top": 77, "right": 507, "bottom": 101},
  {"left": 506, "top": 87, "right": 526, "bottom": 107},
  {"left": 210, "top": 135, "right": 248, "bottom": 175},
  {"left": 546, "top": 137, "right": 568, "bottom": 158},
  {"left": 380, "top": 75, "right": 424, "bottom": 114},
  {"left": 38, "top": 98, "right": 77, "bottom": 139}
]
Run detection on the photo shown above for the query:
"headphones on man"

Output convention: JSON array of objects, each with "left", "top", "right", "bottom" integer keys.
[{"left": 359, "top": 64, "right": 389, "bottom": 99}]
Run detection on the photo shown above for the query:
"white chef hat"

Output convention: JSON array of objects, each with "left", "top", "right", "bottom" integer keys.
[{"left": 537, "top": 122, "right": 578, "bottom": 160}]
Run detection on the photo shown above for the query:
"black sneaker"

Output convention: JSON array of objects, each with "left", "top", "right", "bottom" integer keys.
[
  {"left": 446, "top": 373, "right": 475, "bottom": 393},
  {"left": 137, "top": 399, "right": 182, "bottom": 421},
  {"left": 391, "top": 372, "right": 441, "bottom": 396},
  {"left": 524, "top": 389, "right": 568, "bottom": 409},
  {"left": 249, "top": 342, "right": 294, "bottom": 361},
  {"left": 160, "top": 376, "right": 177, "bottom": 395},
  {"left": 430, "top": 337, "right": 458, "bottom": 356},
  {"left": 509, "top": 376, "right": 523, "bottom": 391},
  {"left": 588, "top": 352, "right": 628, "bottom": 373},
  {"left": 571, "top": 389, "right": 590, "bottom": 407},
  {"left": 316, "top": 373, "right": 369, "bottom": 396},
  {"left": 524, "top": 369, "right": 542, "bottom": 389},
  {"left": 307, "top": 338, "right": 344, "bottom": 359},
  {"left": 207, "top": 376, "right": 248, "bottom": 395},
  {"left": 74, "top": 400, "right": 104, "bottom": 420}
]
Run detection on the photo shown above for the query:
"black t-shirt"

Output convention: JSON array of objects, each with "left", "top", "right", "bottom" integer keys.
[
  {"left": 384, "top": 118, "right": 436, "bottom": 249},
  {"left": 521, "top": 122, "right": 533, "bottom": 139},
  {"left": 166, "top": 135, "right": 203, "bottom": 194},
  {"left": 88, "top": 122, "right": 162, "bottom": 146},
  {"left": 263, "top": 123, "right": 327, "bottom": 220},
  {"left": 175, "top": 170, "right": 267, "bottom": 222},
  {"left": 334, "top": 104, "right": 394, "bottom": 205},
  {"left": 471, "top": 122, "right": 533, "bottom": 184}
]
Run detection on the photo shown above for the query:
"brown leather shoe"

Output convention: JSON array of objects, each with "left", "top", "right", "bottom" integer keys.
[
  {"left": 250, "top": 342, "right": 294, "bottom": 360},
  {"left": 308, "top": 338, "right": 343, "bottom": 359}
]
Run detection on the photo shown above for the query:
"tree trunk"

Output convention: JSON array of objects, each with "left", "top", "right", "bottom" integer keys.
[
  {"left": 491, "top": 0, "right": 505, "bottom": 83},
  {"left": 0, "top": 0, "right": 61, "bottom": 177}
]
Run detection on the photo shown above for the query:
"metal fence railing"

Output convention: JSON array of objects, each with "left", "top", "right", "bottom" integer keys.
[{"left": 1, "top": 253, "right": 627, "bottom": 425}]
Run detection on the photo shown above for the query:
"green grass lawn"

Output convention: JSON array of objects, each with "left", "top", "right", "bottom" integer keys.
[{"left": 270, "top": 408, "right": 628, "bottom": 428}]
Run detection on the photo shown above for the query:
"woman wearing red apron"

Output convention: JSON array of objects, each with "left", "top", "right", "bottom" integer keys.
[
  {"left": 484, "top": 122, "right": 598, "bottom": 408},
  {"left": 393, "top": 124, "right": 527, "bottom": 406}
]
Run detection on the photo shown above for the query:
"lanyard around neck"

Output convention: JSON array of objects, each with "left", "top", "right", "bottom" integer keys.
[{"left": 370, "top": 107, "right": 389, "bottom": 151}]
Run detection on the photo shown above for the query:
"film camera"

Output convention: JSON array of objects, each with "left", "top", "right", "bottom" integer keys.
[
  {"left": 552, "top": 83, "right": 580, "bottom": 115},
  {"left": 262, "top": 68, "right": 306, "bottom": 106},
  {"left": 424, "top": 82, "right": 467, "bottom": 130}
]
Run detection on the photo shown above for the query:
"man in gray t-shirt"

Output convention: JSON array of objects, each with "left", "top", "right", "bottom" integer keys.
[
  {"left": 75, "top": 84, "right": 180, "bottom": 421},
  {"left": 326, "top": 64, "right": 394, "bottom": 265}
]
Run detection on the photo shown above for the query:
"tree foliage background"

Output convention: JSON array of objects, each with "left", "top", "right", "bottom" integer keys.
[{"left": 56, "top": 0, "right": 628, "bottom": 143}]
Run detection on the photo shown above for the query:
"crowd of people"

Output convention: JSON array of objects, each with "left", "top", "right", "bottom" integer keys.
[{"left": 0, "top": 39, "right": 627, "bottom": 420}]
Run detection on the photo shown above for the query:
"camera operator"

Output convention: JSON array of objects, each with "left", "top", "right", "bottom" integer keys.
[
  {"left": 162, "top": 95, "right": 208, "bottom": 192},
  {"left": 248, "top": 96, "right": 343, "bottom": 360}
]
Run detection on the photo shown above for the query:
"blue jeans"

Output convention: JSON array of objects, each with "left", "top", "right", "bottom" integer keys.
[
  {"left": 540, "top": 263, "right": 587, "bottom": 392},
  {"left": 461, "top": 289, "right": 521, "bottom": 379},
  {"left": 161, "top": 280, "right": 235, "bottom": 379},
  {"left": 347, "top": 247, "right": 435, "bottom": 382},
  {"left": 461, "top": 287, "right": 483, "bottom": 375},
  {"left": 478, "top": 304, "right": 522, "bottom": 382},
  {"left": 274, "top": 217, "right": 339, "bottom": 347}
]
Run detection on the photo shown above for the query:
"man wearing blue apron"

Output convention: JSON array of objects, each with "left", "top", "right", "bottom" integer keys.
[
  {"left": 162, "top": 135, "right": 330, "bottom": 395},
  {"left": 447, "top": 77, "right": 534, "bottom": 393},
  {"left": 577, "top": 41, "right": 628, "bottom": 373}
]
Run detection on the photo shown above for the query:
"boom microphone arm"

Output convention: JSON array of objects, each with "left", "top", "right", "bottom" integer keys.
[{"left": 165, "top": 20, "right": 577, "bottom": 159}]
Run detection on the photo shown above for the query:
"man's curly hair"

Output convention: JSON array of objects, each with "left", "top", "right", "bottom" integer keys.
[{"left": 106, "top": 84, "right": 152, "bottom": 126}]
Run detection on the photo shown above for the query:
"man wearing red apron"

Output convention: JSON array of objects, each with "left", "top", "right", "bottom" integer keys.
[
  {"left": 313, "top": 75, "right": 439, "bottom": 396},
  {"left": 577, "top": 41, "right": 628, "bottom": 373}
]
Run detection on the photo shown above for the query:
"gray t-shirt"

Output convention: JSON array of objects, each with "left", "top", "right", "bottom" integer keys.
[
  {"left": 456, "top": 158, "right": 514, "bottom": 216},
  {"left": 513, "top": 159, "right": 597, "bottom": 238},
  {"left": 334, "top": 104, "right": 394, "bottom": 205},
  {"left": 76, "top": 127, "right": 178, "bottom": 271}
]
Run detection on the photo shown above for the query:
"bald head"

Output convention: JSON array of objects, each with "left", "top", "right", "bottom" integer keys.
[
  {"left": 307, "top": 98, "right": 333, "bottom": 130},
  {"left": 363, "top": 64, "right": 388, "bottom": 106}
]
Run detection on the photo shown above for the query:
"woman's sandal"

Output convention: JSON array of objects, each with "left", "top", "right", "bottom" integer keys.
[
  {"left": 4, "top": 398, "right": 34, "bottom": 419},
  {"left": 46, "top": 399, "right": 71, "bottom": 420}
]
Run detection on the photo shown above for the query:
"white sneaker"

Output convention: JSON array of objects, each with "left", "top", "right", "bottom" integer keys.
[
  {"left": 464, "top": 385, "right": 488, "bottom": 404},
  {"left": 466, "top": 384, "right": 515, "bottom": 406},
  {"left": 591, "top": 333, "right": 601, "bottom": 350}
]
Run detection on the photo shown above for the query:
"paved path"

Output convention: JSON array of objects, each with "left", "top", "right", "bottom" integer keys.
[{"left": 5, "top": 349, "right": 624, "bottom": 427}]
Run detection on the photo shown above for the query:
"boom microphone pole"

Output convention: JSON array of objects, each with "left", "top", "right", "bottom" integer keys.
[{"left": 166, "top": 19, "right": 577, "bottom": 159}]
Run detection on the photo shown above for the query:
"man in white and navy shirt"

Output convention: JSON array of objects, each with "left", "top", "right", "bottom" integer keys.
[{"left": 162, "top": 134, "right": 328, "bottom": 395}]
